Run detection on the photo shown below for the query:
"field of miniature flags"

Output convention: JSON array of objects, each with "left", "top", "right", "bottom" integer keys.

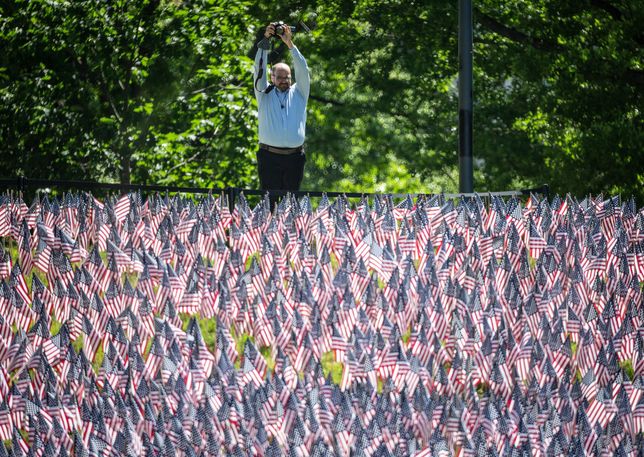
[{"left": 0, "top": 190, "right": 643, "bottom": 456}]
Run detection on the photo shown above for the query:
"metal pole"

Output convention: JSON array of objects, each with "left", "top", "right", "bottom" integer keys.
[{"left": 458, "top": 0, "right": 474, "bottom": 193}]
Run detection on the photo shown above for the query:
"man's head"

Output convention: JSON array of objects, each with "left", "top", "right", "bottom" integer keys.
[{"left": 271, "top": 63, "right": 292, "bottom": 92}]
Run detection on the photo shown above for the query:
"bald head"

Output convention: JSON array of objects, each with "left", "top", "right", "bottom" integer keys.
[{"left": 271, "top": 63, "right": 292, "bottom": 92}]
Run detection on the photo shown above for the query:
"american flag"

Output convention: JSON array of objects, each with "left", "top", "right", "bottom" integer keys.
[{"left": 0, "top": 190, "right": 642, "bottom": 456}]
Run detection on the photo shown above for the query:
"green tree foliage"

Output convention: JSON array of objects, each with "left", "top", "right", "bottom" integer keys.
[
  {"left": 2, "top": 0, "right": 642, "bottom": 201},
  {"left": 1, "top": 0, "right": 257, "bottom": 188},
  {"left": 275, "top": 0, "right": 642, "bottom": 199},
  {"left": 472, "top": 0, "right": 643, "bottom": 200}
]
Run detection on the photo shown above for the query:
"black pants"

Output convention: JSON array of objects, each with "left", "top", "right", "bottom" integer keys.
[{"left": 256, "top": 146, "right": 306, "bottom": 194}]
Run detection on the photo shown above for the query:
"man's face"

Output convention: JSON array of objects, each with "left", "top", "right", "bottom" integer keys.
[{"left": 271, "top": 66, "right": 292, "bottom": 91}]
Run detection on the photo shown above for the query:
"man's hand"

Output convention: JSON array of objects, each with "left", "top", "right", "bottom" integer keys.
[
  {"left": 264, "top": 23, "right": 275, "bottom": 39},
  {"left": 264, "top": 23, "right": 294, "bottom": 49},
  {"left": 279, "top": 24, "right": 294, "bottom": 49}
]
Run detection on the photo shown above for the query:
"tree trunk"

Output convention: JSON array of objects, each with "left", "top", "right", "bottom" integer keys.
[{"left": 119, "top": 150, "right": 131, "bottom": 185}]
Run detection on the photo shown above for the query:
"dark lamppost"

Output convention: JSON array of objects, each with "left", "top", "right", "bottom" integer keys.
[{"left": 458, "top": 0, "right": 473, "bottom": 193}]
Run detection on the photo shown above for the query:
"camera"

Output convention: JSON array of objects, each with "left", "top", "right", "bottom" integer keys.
[{"left": 272, "top": 21, "right": 296, "bottom": 37}]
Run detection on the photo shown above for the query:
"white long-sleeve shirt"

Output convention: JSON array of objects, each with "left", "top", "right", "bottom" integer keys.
[{"left": 254, "top": 46, "right": 310, "bottom": 148}]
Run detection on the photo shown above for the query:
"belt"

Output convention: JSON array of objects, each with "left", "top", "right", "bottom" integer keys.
[{"left": 259, "top": 143, "right": 303, "bottom": 155}]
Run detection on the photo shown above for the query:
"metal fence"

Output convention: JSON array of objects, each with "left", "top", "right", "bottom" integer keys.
[{"left": 0, "top": 176, "right": 550, "bottom": 209}]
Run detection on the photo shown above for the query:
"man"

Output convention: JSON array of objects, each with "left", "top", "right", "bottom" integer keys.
[{"left": 254, "top": 22, "right": 310, "bottom": 202}]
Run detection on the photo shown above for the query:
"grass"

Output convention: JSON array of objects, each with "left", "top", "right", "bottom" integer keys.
[
  {"left": 620, "top": 360, "right": 634, "bottom": 381},
  {"left": 330, "top": 252, "right": 339, "bottom": 271},
  {"left": 231, "top": 329, "right": 254, "bottom": 370},
  {"left": 0, "top": 238, "right": 364, "bottom": 397},
  {"left": 153, "top": 315, "right": 348, "bottom": 389},
  {"left": 199, "top": 316, "right": 217, "bottom": 353},
  {"left": 401, "top": 326, "right": 411, "bottom": 344},
  {"left": 260, "top": 346, "right": 276, "bottom": 372},
  {"left": 93, "top": 344, "right": 105, "bottom": 372},
  {"left": 475, "top": 382, "right": 489, "bottom": 397},
  {"left": 321, "top": 351, "right": 343, "bottom": 385},
  {"left": 178, "top": 314, "right": 281, "bottom": 374},
  {"left": 179, "top": 312, "right": 217, "bottom": 353},
  {"left": 124, "top": 271, "right": 139, "bottom": 288},
  {"left": 0, "top": 237, "right": 534, "bottom": 397},
  {"left": 26, "top": 268, "right": 49, "bottom": 291},
  {"left": 50, "top": 319, "right": 62, "bottom": 336},
  {"left": 5, "top": 235, "right": 592, "bottom": 397},
  {"left": 245, "top": 252, "right": 260, "bottom": 271},
  {"left": 527, "top": 252, "right": 537, "bottom": 270},
  {"left": 142, "top": 336, "right": 153, "bottom": 357},
  {"left": 71, "top": 335, "right": 83, "bottom": 356}
]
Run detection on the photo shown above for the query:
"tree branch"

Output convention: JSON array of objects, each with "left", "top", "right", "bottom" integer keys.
[
  {"left": 589, "top": 1, "right": 644, "bottom": 45},
  {"left": 474, "top": 8, "right": 562, "bottom": 52},
  {"left": 165, "top": 150, "right": 205, "bottom": 175},
  {"left": 477, "top": 4, "right": 643, "bottom": 50},
  {"left": 589, "top": 0, "right": 622, "bottom": 21},
  {"left": 100, "top": 69, "right": 123, "bottom": 123},
  {"left": 475, "top": 6, "right": 642, "bottom": 87},
  {"left": 624, "top": 68, "right": 644, "bottom": 87},
  {"left": 310, "top": 94, "right": 344, "bottom": 106}
]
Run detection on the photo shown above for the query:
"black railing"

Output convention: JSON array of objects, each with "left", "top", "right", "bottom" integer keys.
[{"left": 0, "top": 176, "right": 550, "bottom": 210}]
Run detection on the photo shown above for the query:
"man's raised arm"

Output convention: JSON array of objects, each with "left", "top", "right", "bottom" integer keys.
[
  {"left": 273, "top": 24, "right": 309, "bottom": 101},
  {"left": 254, "top": 24, "right": 276, "bottom": 99},
  {"left": 253, "top": 46, "right": 269, "bottom": 99},
  {"left": 290, "top": 46, "right": 310, "bottom": 101}
]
